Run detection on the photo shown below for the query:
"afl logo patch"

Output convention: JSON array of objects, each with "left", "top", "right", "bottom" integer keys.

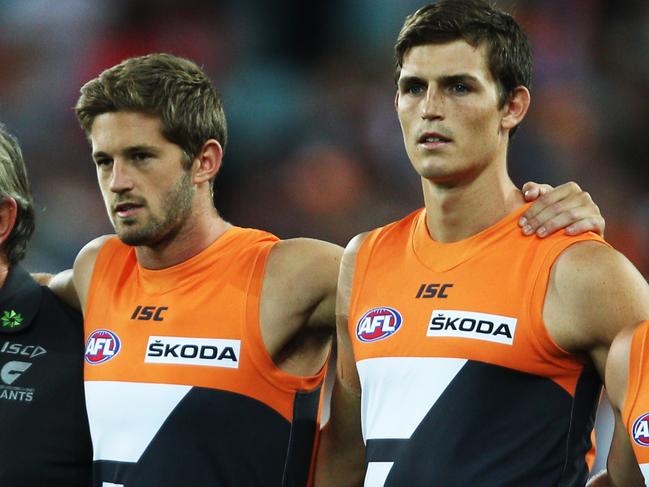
[
  {"left": 85, "top": 329, "right": 121, "bottom": 365},
  {"left": 356, "top": 307, "right": 403, "bottom": 343},
  {"left": 633, "top": 413, "right": 649, "bottom": 446}
]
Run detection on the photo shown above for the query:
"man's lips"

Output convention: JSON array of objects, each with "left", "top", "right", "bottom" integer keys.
[
  {"left": 417, "top": 132, "right": 452, "bottom": 149},
  {"left": 113, "top": 202, "right": 144, "bottom": 218}
]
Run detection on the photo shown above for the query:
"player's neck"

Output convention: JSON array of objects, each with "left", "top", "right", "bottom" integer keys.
[
  {"left": 134, "top": 204, "right": 231, "bottom": 270},
  {"left": 421, "top": 165, "right": 524, "bottom": 243}
]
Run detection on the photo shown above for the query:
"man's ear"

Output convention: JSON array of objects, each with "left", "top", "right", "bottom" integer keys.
[
  {"left": 501, "top": 86, "right": 531, "bottom": 132},
  {"left": 394, "top": 90, "right": 400, "bottom": 111},
  {"left": 192, "top": 139, "right": 223, "bottom": 184},
  {"left": 0, "top": 197, "right": 18, "bottom": 246}
]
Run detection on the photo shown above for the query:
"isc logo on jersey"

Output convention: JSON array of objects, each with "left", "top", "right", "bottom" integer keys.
[
  {"left": 632, "top": 413, "right": 649, "bottom": 446},
  {"left": 85, "top": 329, "right": 121, "bottom": 364},
  {"left": 356, "top": 307, "right": 403, "bottom": 343}
]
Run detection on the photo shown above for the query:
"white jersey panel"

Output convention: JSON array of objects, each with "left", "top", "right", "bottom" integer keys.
[
  {"left": 357, "top": 357, "right": 466, "bottom": 440},
  {"left": 364, "top": 462, "right": 394, "bottom": 487},
  {"left": 86, "top": 381, "right": 191, "bottom": 462}
]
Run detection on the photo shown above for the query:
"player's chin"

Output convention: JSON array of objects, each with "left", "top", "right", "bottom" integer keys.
[
  {"left": 115, "top": 226, "right": 148, "bottom": 246},
  {"left": 413, "top": 162, "right": 452, "bottom": 181}
]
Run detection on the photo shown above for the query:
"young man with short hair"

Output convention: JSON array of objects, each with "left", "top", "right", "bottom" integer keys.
[{"left": 316, "top": 1, "right": 649, "bottom": 485}]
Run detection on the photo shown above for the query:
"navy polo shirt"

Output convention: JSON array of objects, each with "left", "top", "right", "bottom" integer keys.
[{"left": 0, "top": 265, "right": 92, "bottom": 486}]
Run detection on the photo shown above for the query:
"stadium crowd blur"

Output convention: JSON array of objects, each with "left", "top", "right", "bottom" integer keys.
[{"left": 0, "top": 0, "right": 646, "bottom": 277}]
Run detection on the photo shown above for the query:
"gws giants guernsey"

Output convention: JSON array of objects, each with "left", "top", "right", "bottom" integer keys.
[
  {"left": 349, "top": 205, "right": 607, "bottom": 487},
  {"left": 622, "top": 320, "right": 649, "bottom": 485},
  {"left": 84, "top": 228, "right": 325, "bottom": 487}
]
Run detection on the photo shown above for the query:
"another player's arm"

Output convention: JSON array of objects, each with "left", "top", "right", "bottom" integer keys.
[
  {"left": 259, "top": 238, "right": 342, "bottom": 376},
  {"left": 544, "top": 243, "right": 649, "bottom": 486},
  {"left": 47, "top": 235, "right": 112, "bottom": 314},
  {"left": 588, "top": 325, "right": 644, "bottom": 487},
  {"left": 315, "top": 233, "right": 368, "bottom": 487},
  {"left": 520, "top": 181, "right": 605, "bottom": 237}
]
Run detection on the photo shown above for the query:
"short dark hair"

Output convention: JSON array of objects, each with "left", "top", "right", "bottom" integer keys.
[
  {"left": 75, "top": 53, "right": 227, "bottom": 168},
  {"left": 0, "top": 123, "right": 35, "bottom": 265},
  {"left": 395, "top": 0, "right": 532, "bottom": 132}
]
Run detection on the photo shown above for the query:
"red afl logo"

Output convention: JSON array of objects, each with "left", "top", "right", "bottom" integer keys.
[
  {"left": 85, "top": 329, "right": 121, "bottom": 365},
  {"left": 356, "top": 307, "right": 403, "bottom": 343},
  {"left": 632, "top": 413, "right": 649, "bottom": 446}
]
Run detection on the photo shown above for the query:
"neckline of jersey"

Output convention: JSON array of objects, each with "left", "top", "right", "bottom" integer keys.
[
  {"left": 136, "top": 226, "right": 243, "bottom": 294},
  {"left": 411, "top": 203, "right": 531, "bottom": 272}
]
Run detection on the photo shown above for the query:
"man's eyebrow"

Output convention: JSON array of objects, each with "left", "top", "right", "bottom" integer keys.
[
  {"left": 398, "top": 75, "right": 426, "bottom": 87},
  {"left": 398, "top": 73, "right": 481, "bottom": 86},
  {"left": 92, "top": 145, "right": 159, "bottom": 159},
  {"left": 439, "top": 73, "right": 480, "bottom": 84},
  {"left": 124, "top": 144, "right": 158, "bottom": 154}
]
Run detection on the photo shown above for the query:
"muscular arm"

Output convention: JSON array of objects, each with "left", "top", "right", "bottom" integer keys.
[
  {"left": 259, "top": 238, "right": 342, "bottom": 376},
  {"left": 315, "top": 234, "right": 367, "bottom": 487},
  {"left": 544, "top": 243, "right": 649, "bottom": 485}
]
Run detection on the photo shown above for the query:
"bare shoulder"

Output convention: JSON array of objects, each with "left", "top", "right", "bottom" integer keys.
[
  {"left": 606, "top": 324, "right": 638, "bottom": 411},
  {"left": 343, "top": 232, "right": 370, "bottom": 259},
  {"left": 554, "top": 240, "right": 635, "bottom": 274},
  {"left": 269, "top": 237, "right": 342, "bottom": 272},
  {"left": 74, "top": 234, "right": 113, "bottom": 276},
  {"left": 74, "top": 234, "right": 114, "bottom": 312},
  {"left": 266, "top": 238, "right": 342, "bottom": 297},
  {"left": 552, "top": 241, "right": 649, "bottom": 310},
  {"left": 547, "top": 241, "right": 649, "bottom": 351}
]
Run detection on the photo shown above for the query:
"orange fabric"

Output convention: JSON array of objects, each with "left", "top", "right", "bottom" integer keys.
[
  {"left": 350, "top": 204, "right": 607, "bottom": 396},
  {"left": 85, "top": 228, "right": 325, "bottom": 421},
  {"left": 586, "top": 430, "right": 597, "bottom": 471},
  {"left": 622, "top": 320, "right": 649, "bottom": 466}
]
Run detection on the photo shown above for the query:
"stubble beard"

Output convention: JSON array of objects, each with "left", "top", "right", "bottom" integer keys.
[{"left": 114, "top": 171, "right": 195, "bottom": 247}]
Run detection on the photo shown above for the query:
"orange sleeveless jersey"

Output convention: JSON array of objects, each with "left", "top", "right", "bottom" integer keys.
[
  {"left": 83, "top": 228, "right": 325, "bottom": 487},
  {"left": 622, "top": 320, "right": 649, "bottom": 484},
  {"left": 349, "top": 204, "right": 606, "bottom": 487}
]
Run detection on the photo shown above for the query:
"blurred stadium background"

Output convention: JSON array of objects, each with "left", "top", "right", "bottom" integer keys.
[
  {"left": 1, "top": 0, "right": 646, "bottom": 474},
  {"left": 0, "top": 0, "right": 646, "bottom": 275}
]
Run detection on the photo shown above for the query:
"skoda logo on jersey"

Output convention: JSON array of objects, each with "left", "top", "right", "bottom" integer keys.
[
  {"left": 632, "top": 413, "right": 649, "bottom": 447},
  {"left": 85, "top": 329, "right": 121, "bottom": 365},
  {"left": 356, "top": 307, "right": 403, "bottom": 343}
]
